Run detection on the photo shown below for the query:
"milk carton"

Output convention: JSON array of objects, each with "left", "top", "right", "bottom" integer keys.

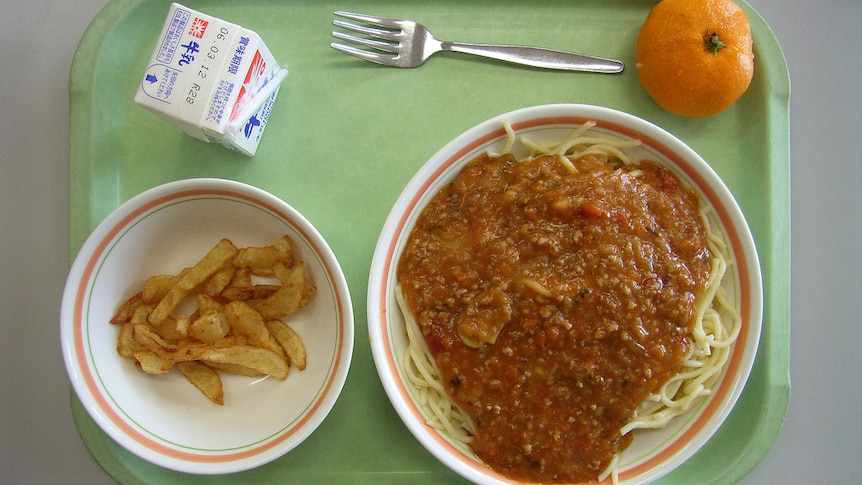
[{"left": 135, "top": 3, "right": 286, "bottom": 156}]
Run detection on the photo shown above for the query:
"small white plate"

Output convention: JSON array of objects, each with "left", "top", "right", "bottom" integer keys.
[
  {"left": 61, "top": 178, "right": 353, "bottom": 474},
  {"left": 368, "top": 104, "right": 762, "bottom": 484}
]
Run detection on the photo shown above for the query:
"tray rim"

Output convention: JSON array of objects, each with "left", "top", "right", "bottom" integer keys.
[{"left": 66, "top": 0, "right": 791, "bottom": 483}]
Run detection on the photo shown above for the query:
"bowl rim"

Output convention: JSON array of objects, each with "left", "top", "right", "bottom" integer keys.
[
  {"left": 60, "top": 177, "right": 354, "bottom": 474},
  {"left": 367, "top": 104, "right": 763, "bottom": 484}
]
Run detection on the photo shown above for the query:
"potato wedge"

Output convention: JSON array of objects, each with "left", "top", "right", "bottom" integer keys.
[
  {"left": 177, "top": 361, "right": 224, "bottom": 405},
  {"left": 175, "top": 314, "right": 190, "bottom": 337},
  {"left": 232, "top": 235, "right": 294, "bottom": 276},
  {"left": 266, "top": 320, "right": 307, "bottom": 370},
  {"left": 224, "top": 301, "right": 270, "bottom": 346},
  {"left": 224, "top": 301, "right": 286, "bottom": 358},
  {"left": 202, "top": 345, "right": 289, "bottom": 380},
  {"left": 110, "top": 292, "right": 143, "bottom": 325},
  {"left": 227, "top": 266, "right": 252, "bottom": 289},
  {"left": 188, "top": 309, "right": 229, "bottom": 343},
  {"left": 196, "top": 294, "right": 224, "bottom": 314},
  {"left": 130, "top": 303, "right": 154, "bottom": 326},
  {"left": 153, "top": 315, "right": 184, "bottom": 341},
  {"left": 143, "top": 273, "right": 182, "bottom": 304},
  {"left": 148, "top": 239, "right": 238, "bottom": 325},
  {"left": 132, "top": 324, "right": 184, "bottom": 355},
  {"left": 133, "top": 351, "right": 174, "bottom": 374},
  {"left": 254, "top": 262, "right": 314, "bottom": 320},
  {"left": 219, "top": 284, "right": 280, "bottom": 302},
  {"left": 133, "top": 324, "right": 249, "bottom": 362},
  {"left": 204, "top": 361, "right": 265, "bottom": 378},
  {"left": 201, "top": 266, "right": 237, "bottom": 297},
  {"left": 117, "top": 322, "right": 144, "bottom": 358}
]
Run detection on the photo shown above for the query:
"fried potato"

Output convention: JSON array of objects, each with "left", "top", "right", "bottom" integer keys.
[
  {"left": 175, "top": 314, "right": 190, "bottom": 337},
  {"left": 134, "top": 351, "right": 174, "bottom": 374},
  {"left": 188, "top": 309, "right": 229, "bottom": 343},
  {"left": 225, "top": 301, "right": 286, "bottom": 359},
  {"left": 110, "top": 292, "right": 143, "bottom": 325},
  {"left": 227, "top": 266, "right": 252, "bottom": 289},
  {"left": 201, "top": 266, "right": 237, "bottom": 297},
  {"left": 143, "top": 273, "right": 183, "bottom": 304},
  {"left": 148, "top": 239, "right": 238, "bottom": 325},
  {"left": 225, "top": 301, "right": 270, "bottom": 345},
  {"left": 112, "top": 235, "right": 312, "bottom": 404},
  {"left": 196, "top": 294, "right": 224, "bottom": 314},
  {"left": 272, "top": 260, "right": 297, "bottom": 285},
  {"left": 153, "top": 315, "right": 185, "bottom": 341},
  {"left": 133, "top": 324, "right": 249, "bottom": 363},
  {"left": 266, "top": 319, "right": 307, "bottom": 370},
  {"left": 130, "top": 303, "right": 154, "bottom": 326},
  {"left": 117, "top": 322, "right": 144, "bottom": 358},
  {"left": 132, "top": 324, "right": 185, "bottom": 356},
  {"left": 219, "top": 284, "right": 280, "bottom": 302},
  {"left": 177, "top": 361, "right": 224, "bottom": 405},
  {"left": 254, "top": 262, "right": 315, "bottom": 320},
  {"left": 202, "top": 345, "right": 289, "bottom": 380},
  {"left": 232, "top": 235, "right": 293, "bottom": 276},
  {"left": 204, "top": 361, "right": 265, "bottom": 378}
]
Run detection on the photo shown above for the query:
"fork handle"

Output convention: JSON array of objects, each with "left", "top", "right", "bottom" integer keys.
[{"left": 442, "top": 42, "right": 624, "bottom": 73}]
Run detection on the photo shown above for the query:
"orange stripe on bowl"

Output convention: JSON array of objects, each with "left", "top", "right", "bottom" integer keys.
[
  {"left": 74, "top": 188, "right": 347, "bottom": 463},
  {"left": 378, "top": 126, "right": 514, "bottom": 480},
  {"left": 378, "top": 116, "right": 755, "bottom": 483},
  {"left": 583, "top": 118, "right": 754, "bottom": 479}
]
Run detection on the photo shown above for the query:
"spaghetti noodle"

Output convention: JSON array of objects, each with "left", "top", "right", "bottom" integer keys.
[{"left": 396, "top": 122, "right": 739, "bottom": 483}]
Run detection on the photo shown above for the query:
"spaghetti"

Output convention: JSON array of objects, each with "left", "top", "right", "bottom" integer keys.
[{"left": 396, "top": 122, "right": 739, "bottom": 483}]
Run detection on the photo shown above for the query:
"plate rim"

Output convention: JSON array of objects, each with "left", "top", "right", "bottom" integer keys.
[
  {"left": 367, "top": 103, "right": 763, "bottom": 484},
  {"left": 60, "top": 177, "right": 355, "bottom": 474}
]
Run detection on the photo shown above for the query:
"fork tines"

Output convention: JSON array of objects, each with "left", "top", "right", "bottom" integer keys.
[{"left": 330, "top": 11, "right": 404, "bottom": 65}]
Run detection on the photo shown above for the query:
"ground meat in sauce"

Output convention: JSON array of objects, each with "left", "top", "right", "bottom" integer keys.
[{"left": 397, "top": 152, "right": 711, "bottom": 483}]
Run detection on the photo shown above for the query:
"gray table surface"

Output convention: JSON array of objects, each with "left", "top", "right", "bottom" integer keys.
[{"left": 2, "top": 0, "right": 860, "bottom": 483}]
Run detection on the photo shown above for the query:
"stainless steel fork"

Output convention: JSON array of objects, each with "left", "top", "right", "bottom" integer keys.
[{"left": 330, "top": 11, "right": 624, "bottom": 73}]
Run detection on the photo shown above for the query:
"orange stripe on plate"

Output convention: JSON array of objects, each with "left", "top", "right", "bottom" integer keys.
[
  {"left": 378, "top": 117, "right": 754, "bottom": 482},
  {"left": 74, "top": 188, "right": 347, "bottom": 463}
]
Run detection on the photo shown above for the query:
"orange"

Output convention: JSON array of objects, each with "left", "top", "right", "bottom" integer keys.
[{"left": 634, "top": 0, "right": 754, "bottom": 117}]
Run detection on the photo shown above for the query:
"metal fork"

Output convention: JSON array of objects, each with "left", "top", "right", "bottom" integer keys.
[{"left": 330, "top": 11, "right": 624, "bottom": 73}]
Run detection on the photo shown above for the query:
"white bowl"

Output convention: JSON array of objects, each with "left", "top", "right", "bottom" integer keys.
[
  {"left": 367, "top": 104, "right": 762, "bottom": 484},
  {"left": 61, "top": 178, "right": 353, "bottom": 474}
]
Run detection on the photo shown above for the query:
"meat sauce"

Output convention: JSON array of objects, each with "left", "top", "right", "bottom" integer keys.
[{"left": 397, "top": 152, "right": 711, "bottom": 483}]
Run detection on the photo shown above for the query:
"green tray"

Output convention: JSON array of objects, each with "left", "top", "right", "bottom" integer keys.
[{"left": 68, "top": 0, "right": 790, "bottom": 483}]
